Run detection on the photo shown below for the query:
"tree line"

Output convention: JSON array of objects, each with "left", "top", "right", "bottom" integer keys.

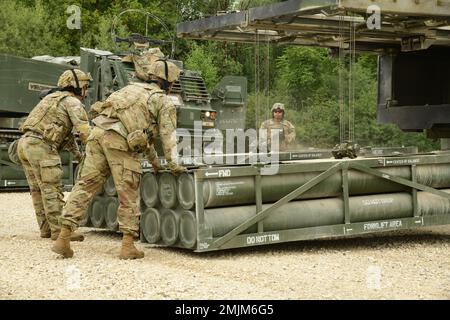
[{"left": 0, "top": 0, "right": 438, "bottom": 151}]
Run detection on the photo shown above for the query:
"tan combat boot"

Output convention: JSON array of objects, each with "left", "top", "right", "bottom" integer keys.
[
  {"left": 119, "top": 234, "right": 144, "bottom": 260},
  {"left": 40, "top": 220, "right": 51, "bottom": 239},
  {"left": 51, "top": 231, "right": 85, "bottom": 242},
  {"left": 51, "top": 226, "right": 74, "bottom": 258}
]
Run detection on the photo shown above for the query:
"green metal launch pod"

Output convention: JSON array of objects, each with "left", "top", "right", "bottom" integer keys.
[
  {"left": 140, "top": 173, "right": 159, "bottom": 208},
  {"left": 178, "top": 210, "right": 197, "bottom": 249},
  {"left": 140, "top": 207, "right": 161, "bottom": 243},
  {"left": 89, "top": 196, "right": 106, "bottom": 228},
  {"left": 136, "top": 153, "right": 450, "bottom": 252},
  {"left": 103, "top": 176, "right": 117, "bottom": 197},
  {"left": 160, "top": 208, "right": 181, "bottom": 246},
  {"left": 104, "top": 196, "right": 119, "bottom": 231},
  {"left": 177, "top": 173, "right": 197, "bottom": 210},
  {"left": 158, "top": 173, "right": 179, "bottom": 209}
]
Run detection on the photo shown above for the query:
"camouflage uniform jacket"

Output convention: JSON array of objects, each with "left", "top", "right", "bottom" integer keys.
[
  {"left": 93, "top": 82, "right": 178, "bottom": 163},
  {"left": 260, "top": 118, "right": 296, "bottom": 151},
  {"left": 20, "top": 91, "right": 91, "bottom": 149}
]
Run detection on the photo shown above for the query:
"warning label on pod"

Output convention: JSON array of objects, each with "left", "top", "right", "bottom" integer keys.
[
  {"left": 362, "top": 198, "right": 394, "bottom": 206},
  {"left": 215, "top": 181, "right": 245, "bottom": 196}
]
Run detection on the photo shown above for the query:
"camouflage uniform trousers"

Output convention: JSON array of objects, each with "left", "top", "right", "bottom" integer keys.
[
  {"left": 61, "top": 127, "right": 142, "bottom": 237},
  {"left": 17, "top": 136, "right": 65, "bottom": 236}
]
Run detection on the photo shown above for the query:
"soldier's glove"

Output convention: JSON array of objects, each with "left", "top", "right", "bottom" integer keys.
[
  {"left": 151, "top": 158, "right": 163, "bottom": 173},
  {"left": 167, "top": 162, "right": 187, "bottom": 176}
]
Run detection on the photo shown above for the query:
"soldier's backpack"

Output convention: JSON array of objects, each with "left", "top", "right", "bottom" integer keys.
[{"left": 94, "top": 83, "right": 163, "bottom": 152}]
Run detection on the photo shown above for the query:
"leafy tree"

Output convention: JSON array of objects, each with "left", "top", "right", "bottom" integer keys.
[
  {"left": 184, "top": 43, "right": 219, "bottom": 90},
  {"left": 0, "top": 0, "right": 72, "bottom": 57},
  {"left": 275, "top": 47, "right": 332, "bottom": 108}
]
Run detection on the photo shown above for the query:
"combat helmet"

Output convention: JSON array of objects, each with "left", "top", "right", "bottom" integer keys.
[
  {"left": 57, "top": 69, "right": 92, "bottom": 94},
  {"left": 147, "top": 59, "right": 181, "bottom": 83},
  {"left": 133, "top": 48, "right": 165, "bottom": 81},
  {"left": 271, "top": 103, "right": 285, "bottom": 114}
]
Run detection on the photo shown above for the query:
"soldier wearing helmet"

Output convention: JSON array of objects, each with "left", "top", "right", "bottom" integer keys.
[
  {"left": 259, "top": 103, "right": 296, "bottom": 152},
  {"left": 57, "top": 69, "right": 92, "bottom": 98},
  {"left": 16, "top": 69, "right": 92, "bottom": 241},
  {"left": 53, "top": 53, "right": 187, "bottom": 260}
]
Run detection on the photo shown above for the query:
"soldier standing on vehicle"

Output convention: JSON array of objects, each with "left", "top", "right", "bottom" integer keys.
[
  {"left": 17, "top": 69, "right": 92, "bottom": 241},
  {"left": 259, "top": 103, "right": 296, "bottom": 152},
  {"left": 52, "top": 58, "right": 187, "bottom": 260}
]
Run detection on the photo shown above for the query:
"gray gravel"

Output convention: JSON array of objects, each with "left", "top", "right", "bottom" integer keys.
[{"left": 0, "top": 192, "right": 450, "bottom": 300}]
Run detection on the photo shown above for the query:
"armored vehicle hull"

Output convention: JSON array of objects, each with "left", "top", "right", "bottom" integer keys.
[
  {"left": 0, "top": 46, "right": 248, "bottom": 190},
  {"left": 0, "top": 55, "right": 75, "bottom": 190}
]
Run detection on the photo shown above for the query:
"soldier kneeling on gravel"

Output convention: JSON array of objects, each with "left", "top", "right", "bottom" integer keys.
[
  {"left": 52, "top": 58, "right": 187, "bottom": 260},
  {"left": 17, "top": 69, "right": 92, "bottom": 242}
]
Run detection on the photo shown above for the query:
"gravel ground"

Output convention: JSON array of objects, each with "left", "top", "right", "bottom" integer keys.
[{"left": 0, "top": 192, "right": 450, "bottom": 300}]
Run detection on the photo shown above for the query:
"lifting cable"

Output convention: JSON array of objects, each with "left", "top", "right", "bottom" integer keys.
[
  {"left": 266, "top": 31, "right": 271, "bottom": 121},
  {"left": 338, "top": 13, "right": 357, "bottom": 145},
  {"left": 338, "top": 14, "right": 345, "bottom": 144},
  {"left": 349, "top": 19, "right": 356, "bottom": 143},
  {"left": 254, "top": 29, "right": 272, "bottom": 133},
  {"left": 255, "top": 29, "right": 260, "bottom": 130}
]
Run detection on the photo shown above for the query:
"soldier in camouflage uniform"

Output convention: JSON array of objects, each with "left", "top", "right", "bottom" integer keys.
[
  {"left": 17, "top": 69, "right": 92, "bottom": 241},
  {"left": 52, "top": 58, "right": 187, "bottom": 260},
  {"left": 259, "top": 103, "right": 296, "bottom": 152}
]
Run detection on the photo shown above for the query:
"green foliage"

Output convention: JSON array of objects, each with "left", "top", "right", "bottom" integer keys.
[
  {"left": 0, "top": 0, "right": 72, "bottom": 57},
  {"left": 245, "top": 92, "right": 272, "bottom": 129},
  {"left": 232, "top": 0, "right": 283, "bottom": 10},
  {"left": 184, "top": 42, "right": 244, "bottom": 90},
  {"left": 297, "top": 97, "right": 340, "bottom": 148},
  {"left": 246, "top": 49, "right": 436, "bottom": 151},
  {"left": 289, "top": 55, "right": 437, "bottom": 151},
  {"left": 275, "top": 47, "right": 335, "bottom": 108},
  {"left": 184, "top": 43, "right": 219, "bottom": 90},
  {"left": 0, "top": 0, "right": 178, "bottom": 57}
]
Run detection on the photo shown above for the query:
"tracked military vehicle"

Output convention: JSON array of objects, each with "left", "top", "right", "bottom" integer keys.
[
  {"left": 0, "top": 36, "right": 249, "bottom": 190},
  {"left": 0, "top": 55, "right": 77, "bottom": 189}
]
